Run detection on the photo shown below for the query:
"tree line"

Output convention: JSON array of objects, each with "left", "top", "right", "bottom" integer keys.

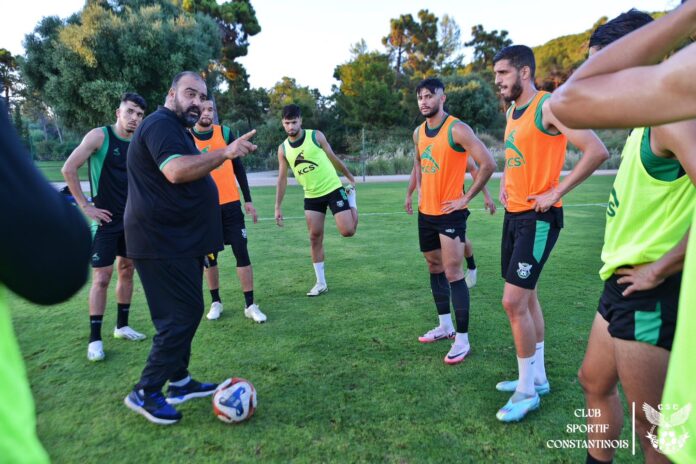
[{"left": 1, "top": 0, "right": 655, "bottom": 169}]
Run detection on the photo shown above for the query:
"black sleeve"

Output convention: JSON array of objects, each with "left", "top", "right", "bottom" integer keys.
[
  {"left": 232, "top": 157, "right": 252, "bottom": 203},
  {"left": 224, "top": 127, "right": 252, "bottom": 202},
  {"left": 0, "top": 101, "right": 91, "bottom": 305}
]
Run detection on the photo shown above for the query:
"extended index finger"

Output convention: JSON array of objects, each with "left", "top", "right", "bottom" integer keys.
[{"left": 239, "top": 129, "right": 257, "bottom": 141}]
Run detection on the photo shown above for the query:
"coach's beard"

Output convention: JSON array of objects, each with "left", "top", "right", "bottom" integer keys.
[
  {"left": 173, "top": 98, "right": 201, "bottom": 127},
  {"left": 179, "top": 108, "right": 200, "bottom": 128}
]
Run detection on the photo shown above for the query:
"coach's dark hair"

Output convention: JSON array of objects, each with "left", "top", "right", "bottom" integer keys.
[
  {"left": 171, "top": 71, "right": 204, "bottom": 89},
  {"left": 493, "top": 45, "right": 536, "bottom": 78},
  {"left": 416, "top": 78, "right": 445, "bottom": 95},
  {"left": 121, "top": 92, "right": 147, "bottom": 111},
  {"left": 282, "top": 104, "right": 302, "bottom": 119},
  {"left": 589, "top": 9, "right": 654, "bottom": 50}
]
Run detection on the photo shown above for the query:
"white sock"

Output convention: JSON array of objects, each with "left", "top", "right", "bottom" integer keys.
[
  {"left": 454, "top": 332, "right": 469, "bottom": 347},
  {"left": 516, "top": 355, "right": 536, "bottom": 396},
  {"left": 169, "top": 375, "right": 191, "bottom": 387},
  {"left": 535, "top": 342, "right": 547, "bottom": 385},
  {"left": 438, "top": 314, "right": 454, "bottom": 332},
  {"left": 347, "top": 187, "right": 357, "bottom": 209},
  {"left": 313, "top": 262, "right": 326, "bottom": 285}
]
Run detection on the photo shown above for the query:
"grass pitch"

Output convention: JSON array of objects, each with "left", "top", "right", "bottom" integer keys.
[{"left": 10, "top": 176, "right": 644, "bottom": 463}]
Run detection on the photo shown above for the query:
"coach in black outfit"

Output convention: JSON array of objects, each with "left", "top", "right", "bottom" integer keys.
[{"left": 123, "top": 71, "right": 257, "bottom": 425}]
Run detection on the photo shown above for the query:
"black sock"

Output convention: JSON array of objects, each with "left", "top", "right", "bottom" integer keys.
[
  {"left": 116, "top": 303, "right": 130, "bottom": 329},
  {"left": 430, "top": 272, "right": 451, "bottom": 316},
  {"left": 450, "top": 278, "right": 470, "bottom": 333},
  {"left": 586, "top": 452, "right": 612, "bottom": 464},
  {"left": 244, "top": 290, "right": 254, "bottom": 308},
  {"left": 89, "top": 315, "right": 103, "bottom": 342},
  {"left": 210, "top": 288, "right": 221, "bottom": 303},
  {"left": 466, "top": 255, "right": 476, "bottom": 270}
]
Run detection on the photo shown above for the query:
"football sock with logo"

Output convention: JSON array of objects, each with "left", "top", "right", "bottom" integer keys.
[
  {"left": 466, "top": 255, "right": 476, "bottom": 270},
  {"left": 450, "top": 278, "right": 470, "bottom": 334},
  {"left": 534, "top": 342, "right": 548, "bottom": 385},
  {"left": 513, "top": 355, "right": 536, "bottom": 400},
  {"left": 244, "top": 290, "right": 254, "bottom": 307},
  {"left": 586, "top": 452, "right": 612, "bottom": 464},
  {"left": 313, "top": 262, "right": 326, "bottom": 286},
  {"left": 347, "top": 188, "right": 357, "bottom": 209},
  {"left": 210, "top": 289, "right": 221, "bottom": 303},
  {"left": 89, "top": 315, "right": 103, "bottom": 342},
  {"left": 116, "top": 303, "right": 130, "bottom": 329},
  {"left": 430, "top": 272, "right": 451, "bottom": 317}
]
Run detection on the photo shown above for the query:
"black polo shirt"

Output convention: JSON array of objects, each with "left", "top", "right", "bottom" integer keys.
[{"left": 124, "top": 106, "right": 222, "bottom": 259}]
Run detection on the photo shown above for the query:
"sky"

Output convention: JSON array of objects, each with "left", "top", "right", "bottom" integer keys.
[{"left": 0, "top": 0, "right": 679, "bottom": 95}]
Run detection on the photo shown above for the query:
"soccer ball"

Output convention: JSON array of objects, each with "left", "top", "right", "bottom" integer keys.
[{"left": 212, "top": 377, "right": 257, "bottom": 423}]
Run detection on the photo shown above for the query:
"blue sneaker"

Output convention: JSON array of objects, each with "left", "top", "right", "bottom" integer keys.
[
  {"left": 124, "top": 389, "right": 182, "bottom": 425},
  {"left": 495, "top": 379, "right": 551, "bottom": 396},
  {"left": 496, "top": 394, "right": 540, "bottom": 422},
  {"left": 166, "top": 379, "right": 218, "bottom": 405}
]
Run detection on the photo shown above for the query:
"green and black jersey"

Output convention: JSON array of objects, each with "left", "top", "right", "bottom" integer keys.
[{"left": 88, "top": 126, "right": 130, "bottom": 218}]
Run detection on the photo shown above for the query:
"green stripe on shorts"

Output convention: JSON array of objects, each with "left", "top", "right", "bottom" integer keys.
[
  {"left": 533, "top": 221, "right": 551, "bottom": 262},
  {"left": 635, "top": 302, "right": 662, "bottom": 346}
]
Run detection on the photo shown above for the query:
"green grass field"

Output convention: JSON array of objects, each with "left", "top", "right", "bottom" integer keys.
[
  {"left": 9, "top": 176, "right": 644, "bottom": 463},
  {"left": 34, "top": 161, "right": 88, "bottom": 183}
]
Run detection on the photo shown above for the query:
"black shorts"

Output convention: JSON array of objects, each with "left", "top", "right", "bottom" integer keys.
[
  {"left": 204, "top": 201, "right": 250, "bottom": 268},
  {"left": 418, "top": 209, "right": 470, "bottom": 252},
  {"left": 304, "top": 187, "right": 351, "bottom": 215},
  {"left": 501, "top": 208, "right": 562, "bottom": 289},
  {"left": 598, "top": 272, "right": 681, "bottom": 351},
  {"left": 91, "top": 219, "right": 126, "bottom": 268}
]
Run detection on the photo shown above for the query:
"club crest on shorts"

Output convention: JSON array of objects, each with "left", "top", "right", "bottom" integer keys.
[
  {"left": 336, "top": 200, "right": 344, "bottom": 208},
  {"left": 241, "top": 228, "right": 247, "bottom": 239},
  {"left": 644, "top": 402, "right": 692, "bottom": 455},
  {"left": 91, "top": 253, "right": 100, "bottom": 264},
  {"left": 517, "top": 262, "right": 532, "bottom": 279}
]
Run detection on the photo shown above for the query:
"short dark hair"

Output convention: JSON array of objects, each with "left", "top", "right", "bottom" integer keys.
[
  {"left": 282, "top": 104, "right": 301, "bottom": 120},
  {"left": 589, "top": 9, "right": 653, "bottom": 50},
  {"left": 493, "top": 45, "right": 536, "bottom": 78},
  {"left": 171, "top": 71, "right": 204, "bottom": 89},
  {"left": 121, "top": 92, "right": 147, "bottom": 111},
  {"left": 416, "top": 78, "right": 445, "bottom": 95}
]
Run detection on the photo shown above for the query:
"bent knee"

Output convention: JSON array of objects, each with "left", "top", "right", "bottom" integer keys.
[
  {"left": 118, "top": 265, "right": 135, "bottom": 279},
  {"left": 444, "top": 268, "right": 464, "bottom": 282},
  {"left": 92, "top": 270, "right": 113, "bottom": 288},
  {"left": 502, "top": 296, "right": 525, "bottom": 315},
  {"left": 577, "top": 366, "right": 617, "bottom": 397}
]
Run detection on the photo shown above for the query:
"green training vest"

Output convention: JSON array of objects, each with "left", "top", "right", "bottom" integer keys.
[
  {"left": 0, "top": 286, "right": 50, "bottom": 463},
  {"left": 661, "top": 203, "right": 696, "bottom": 463},
  {"left": 600, "top": 127, "right": 696, "bottom": 280},
  {"left": 283, "top": 130, "right": 342, "bottom": 198}
]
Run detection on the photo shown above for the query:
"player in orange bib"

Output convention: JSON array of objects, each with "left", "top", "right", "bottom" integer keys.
[
  {"left": 492, "top": 46, "right": 609, "bottom": 422},
  {"left": 191, "top": 100, "right": 266, "bottom": 323},
  {"left": 412, "top": 78, "right": 496, "bottom": 365}
]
